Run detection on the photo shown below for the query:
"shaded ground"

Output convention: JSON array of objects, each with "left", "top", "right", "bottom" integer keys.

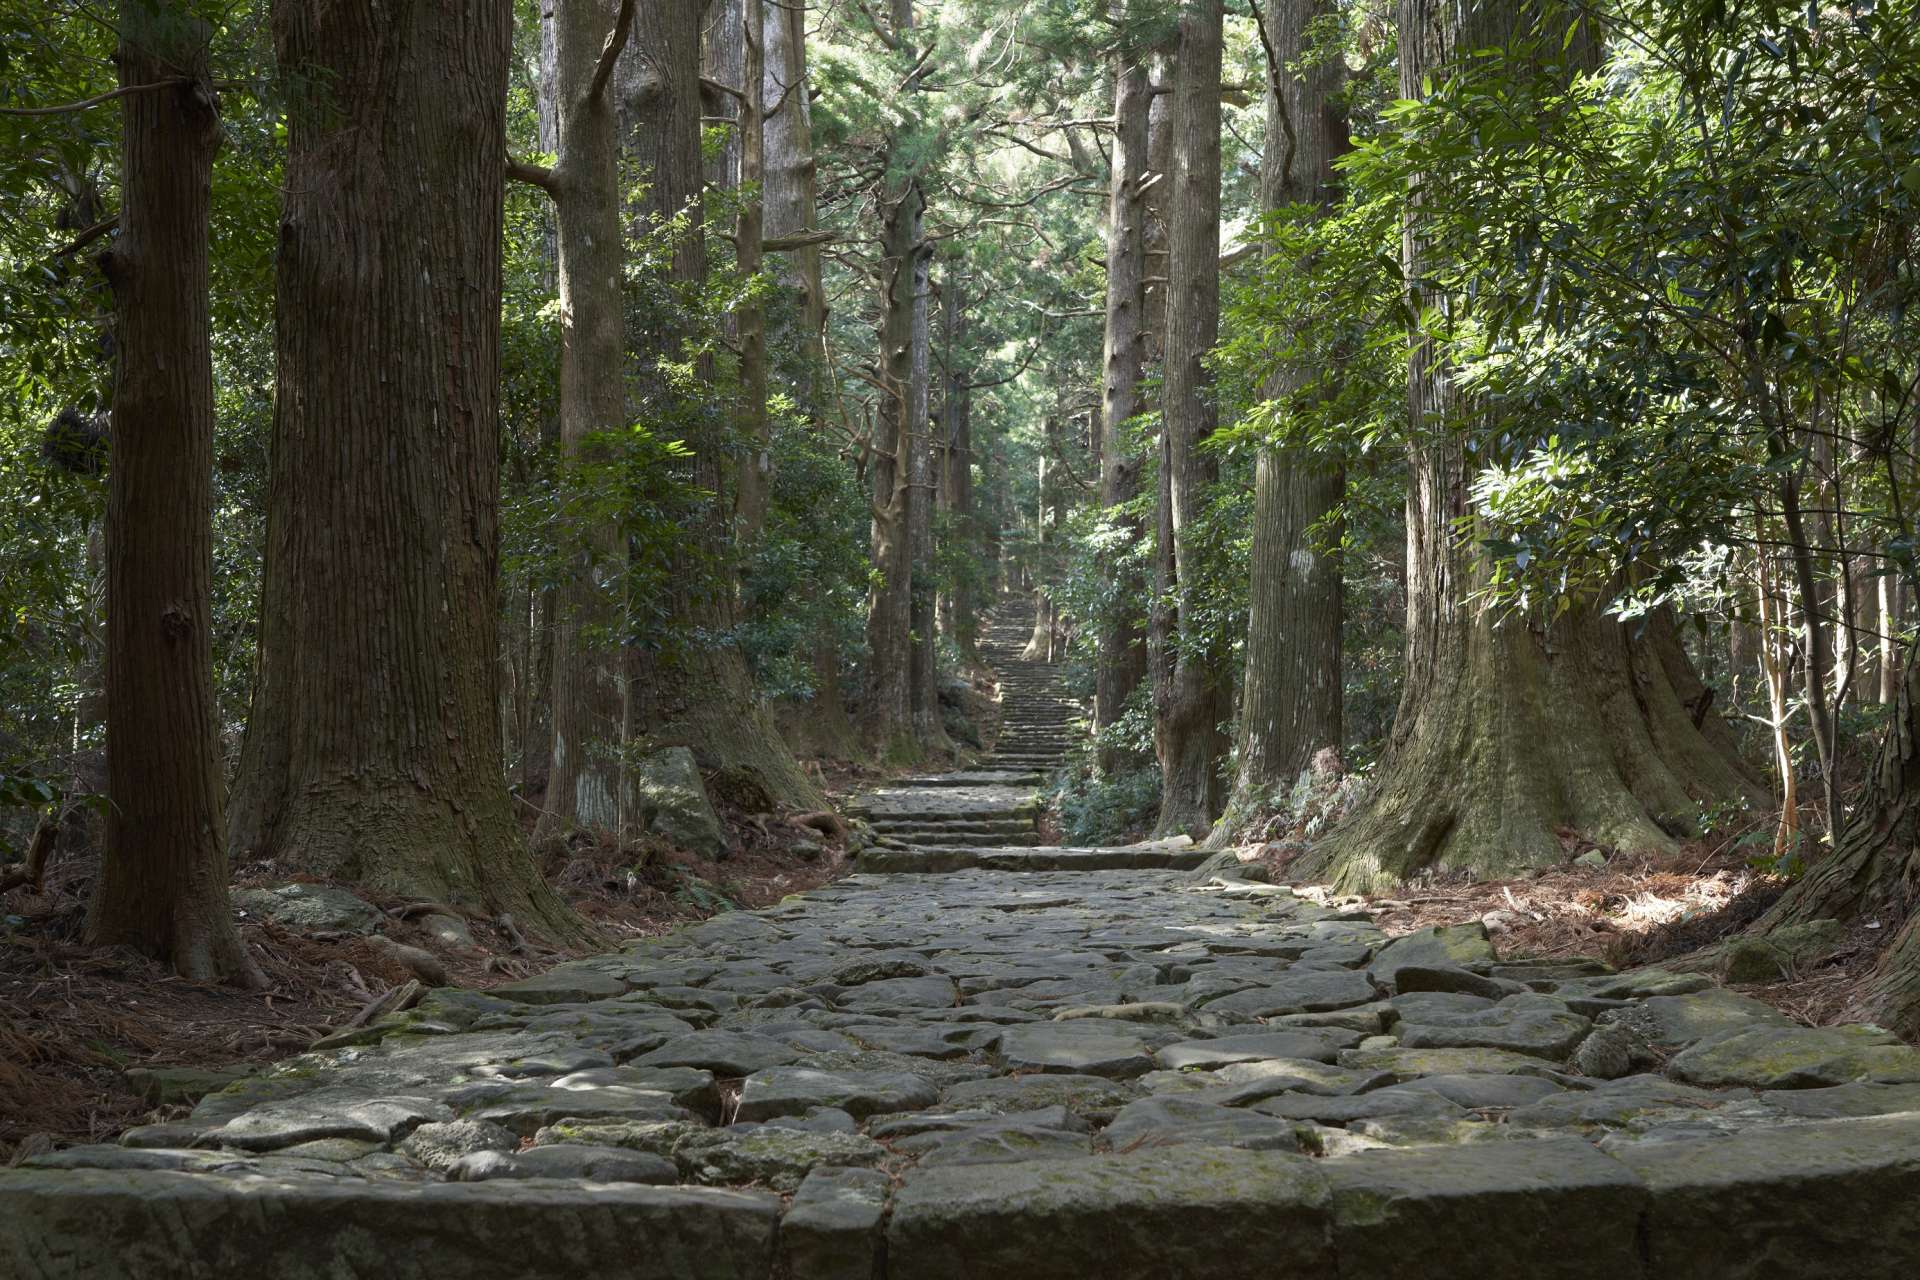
[{"left": 0, "top": 810, "right": 850, "bottom": 1162}]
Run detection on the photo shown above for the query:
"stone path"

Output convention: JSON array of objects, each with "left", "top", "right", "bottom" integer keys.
[
  {"left": 8, "top": 619, "right": 1920, "bottom": 1277},
  {"left": 851, "top": 604, "right": 1210, "bottom": 874}
]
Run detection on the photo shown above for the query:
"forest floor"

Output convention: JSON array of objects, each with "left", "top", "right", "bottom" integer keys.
[
  {"left": 0, "top": 801, "right": 853, "bottom": 1161},
  {"left": 1238, "top": 823, "right": 1897, "bottom": 1042}
]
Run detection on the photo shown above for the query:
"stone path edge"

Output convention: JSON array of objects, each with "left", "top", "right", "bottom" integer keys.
[{"left": 4, "top": 1109, "right": 1916, "bottom": 1279}]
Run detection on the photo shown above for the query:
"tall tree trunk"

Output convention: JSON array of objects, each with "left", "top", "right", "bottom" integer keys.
[
  {"left": 87, "top": 2, "right": 255, "bottom": 984},
  {"left": 1153, "top": 0, "right": 1230, "bottom": 837},
  {"left": 1308, "top": 0, "right": 1758, "bottom": 892},
  {"left": 859, "top": 0, "right": 925, "bottom": 761},
  {"left": 529, "top": 0, "right": 637, "bottom": 842},
  {"left": 1094, "top": 49, "right": 1152, "bottom": 774},
  {"left": 1881, "top": 571, "right": 1904, "bottom": 703},
  {"left": 1762, "top": 627, "right": 1920, "bottom": 1036},
  {"left": 231, "top": 0, "right": 579, "bottom": 939},
  {"left": 732, "top": 0, "right": 773, "bottom": 547},
  {"left": 622, "top": 0, "right": 826, "bottom": 811},
  {"left": 1022, "top": 452, "right": 1056, "bottom": 661},
  {"left": 906, "top": 241, "right": 950, "bottom": 749},
  {"left": 938, "top": 272, "right": 980, "bottom": 666},
  {"left": 1213, "top": 0, "right": 1349, "bottom": 844}
]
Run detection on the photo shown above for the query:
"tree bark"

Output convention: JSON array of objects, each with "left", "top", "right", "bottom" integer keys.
[
  {"left": 622, "top": 0, "right": 826, "bottom": 811},
  {"left": 732, "top": 0, "right": 773, "bottom": 548},
  {"left": 859, "top": 0, "right": 925, "bottom": 761},
  {"left": 1213, "top": 0, "right": 1349, "bottom": 844},
  {"left": 87, "top": 2, "right": 255, "bottom": 985},
  {"left": 231, "top": 0, "right": 579, "bottom": 939},
  {"left": 1153, "top": 0, "right": 1230, "bottom": 837},
  {"left": 533, "top": 0, "right": 638, "bottom": 842},
  {"left": 1307, "top": 0, "right": 1757, "bottom": 892},
  {"left": 1094, "top": 48, "right": 1152, "bottom": 774},
  {"left": 906, "top": 240, "right": 950, "bottom": 749}
]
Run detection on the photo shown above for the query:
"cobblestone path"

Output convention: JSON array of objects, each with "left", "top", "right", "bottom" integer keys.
[{"left": 7, "top": 606, "right": 1920, "bottom": 1277}]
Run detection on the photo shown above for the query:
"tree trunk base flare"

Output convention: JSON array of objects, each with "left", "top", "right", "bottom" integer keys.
[
  {"left": 1757, "top": 634, "right": 1920, "bottom": 1036},
  {"left": 640, "top": 644, "right": 828, "bottom": 816},
  {"left": 1019, "top": 590, "right": 1054, "bottom": 662},
  {"left": 1153, "top": 667, "right": 1230, "bottom": 841},
  {"left": 1304, "top": 607, "right": 1763, "bottom": 894}
]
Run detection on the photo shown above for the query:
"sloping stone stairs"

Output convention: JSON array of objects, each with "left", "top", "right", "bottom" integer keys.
[{"left": 851, "top": 601, "right": 1207, "bottom": 873}]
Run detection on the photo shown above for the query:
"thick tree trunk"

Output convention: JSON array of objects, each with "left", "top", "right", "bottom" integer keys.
[
  {"left": 1308, "top": 0, "right": 1755, "bottom": 893},
  {"left": 1153, "top": 0, "right": 1230, "bottom": 837},
  {"left": 231, "top": 0, "right": 578, "bottom": 939},
  {"left": 936, "top": 271, "right": 981, "bottom": 665},
  {"left": 1762, "top": 630, "right": 1920, "bottom": 1035},
  {"left": 536, "top": 0, "right": 637, "bottom": 842},
  {"left": 87, "top": 4, "right": 254, "bottom": 985},
  {"left": 623, "top": 0, "right": 826, "bottom": 811},
  {"left": 1094, "top": 50, "right": 1152, "bottom": 774},
  {"left": 1213, "top": 0, "right": 1349, "bottom": 844}
]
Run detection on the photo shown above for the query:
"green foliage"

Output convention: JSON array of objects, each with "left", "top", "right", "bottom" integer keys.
[{"left": 1052, "top": 762, "right": 1161, "bottom": 845}]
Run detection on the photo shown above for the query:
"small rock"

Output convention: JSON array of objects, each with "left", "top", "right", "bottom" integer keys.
[
  {"left": 1572, "top": 1023, "right": 1638, "bottom": 1080},
  {"left": 1573, "top": 850, "right": 1609, "bottom": 870},
  {"left": 448, "top": 1144, "right": 678, "bottom": 1184},
  {"left": 398, "top": 1119, "right": 518, "bottom": 1172},
  {"left": 421, "top": 913, "right": 477, "bottom": 950},
  {"left": 636, "top": 746, "right": 728, "bottom": 857},
  {"left": 232, "top": 883, "right": 384, "bottom": 934},
  {"left": 367, "top": 934, "right": 449, "bottom": 987}
]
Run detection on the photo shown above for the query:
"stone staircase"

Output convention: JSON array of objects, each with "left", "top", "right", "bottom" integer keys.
[{"left": 851, "top": 601, "right": 1207, "bottom": 873}]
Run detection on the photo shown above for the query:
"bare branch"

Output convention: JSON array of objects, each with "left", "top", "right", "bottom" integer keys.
[{"left": 588, "top": 0, "right": 639, "bottom": 104}]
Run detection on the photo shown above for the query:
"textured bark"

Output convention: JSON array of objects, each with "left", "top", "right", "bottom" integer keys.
[
  {"left": 533, "top": 0, "right": 637, "bottom": 842},
  {"left": 1762, "top": 630, "right": 1920, "bottom": 1036},
  {"left": 231, "top": 0, "right": 578, "bottom": 939},
  {"left": 859, "top": 0, "right": 925, "bottom": 761},
  {"left": 623, "top": 0, "right": 826, "bottom": 811},
  {"left": 1153, "top": 0, "right": 1230, "bottom": 837},
  {"left": 935, "top": 272, "right": 980, "bottom": 663},
  {"left": 1213, "top": 0, "right": 1349, "bottom": 844},
  {"left": 87, "top": 4, "right": 254, "bottom": 984},
  {"left": 906, "top": 244, "right": 950, "bottom": 749},
  {"left": 1094, "top": 51, "right": 1152, "bottom": 774},
  {"left": 1308, "top": 0, "right": 1755, "bottom": 892},
  {"left": 1022, "top": 454, "right": 1056, "bottom": 662},
  {"left": 732, "top": 0, "right": 773, "bottom": 547}
]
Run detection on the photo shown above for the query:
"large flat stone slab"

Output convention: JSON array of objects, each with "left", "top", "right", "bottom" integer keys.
[
  {"left": 0, "top": 1169, "right": 780, "bottom": 1279},
  {"left": 888, "top": 1149, "right": 1334, "bottom": 1280}
]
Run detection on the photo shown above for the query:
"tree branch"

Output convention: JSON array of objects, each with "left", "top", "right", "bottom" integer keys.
[
  {"left": 507, "top": 157, "right": 559, "bottom": 195},
  {"left": 589, "top": 0, "right": 639, "bottom": 104},
  {"left": 0, "top": 79, "right": 188, "bottom": 117}
]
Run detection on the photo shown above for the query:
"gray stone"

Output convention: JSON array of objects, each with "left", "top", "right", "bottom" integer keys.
[
  {"left": 1616, "top": 1112, "right": 1920, "bottom": 1278},
  {"left": 211, "top": 1090, "right": 450, "bottom": 1152},
  {"left": 232, "top": 883, "right": 384, "bottom": 934},
  {"left": 463, "top": 1083, "right": 691, "bottom": 1137},
  {"left": 550, "top": 1065, "right": 720, "bottom": 1120},
  {"left": 997, "top": 1023, "right": 1158, "bottom": 1078},
  {"left": 1395, "top": 1007, "right": 1591, "bottom": 1060},
  {"left": 488, "top": 967, "right": 628, "bottom": 1005},
  {"left": 761, "top": 1107, "right": 858, "bottom": 1135},
  {"left": 941, "top": 1073, "right": 1137, "bottom": 1120},
  {"left": 421, "top": 912, "right": 477, "bottom": 949},
  {"left": 1759, "top": 1080, "right": 1920, "bottom": 1120},
  {"left": 1598, "top": 986, "right": 1793, "bottom": 1051},
  {"left": 915, "top": 1126, "right": 1091, "bottom": 1166},
  {"left": 1507, "top": 1074, "right": 1734, "bottom": 1133},
  {"left": 636, "top": 746, "right": 727, "bottom": 856},
  {"left": 1154, "top": 1029, "right": 1359, "bottom": 1070},
  {"left": 1389, "top": 964, "right": 1515, "bottom": 1000},
  {"left": 1325, "top": 1138, "right": 1646, "bottom": 1280},
  {"left": 635, "top": 1030, "right": 802, "bottom": 1076},
  {"left": 1251, "top": 1090, "right": 1465, "bottom": 1125},
  {"left": 678, "top": 1126, "right": 889, "bottom": 1193},
  {"left": 1104, "top": 1096, "right": 1299, "bottom": 1152},
  {"left": 1198, "top": 970, "right": 1379, "bottom": 1017},
  {"left": 1721, "top": 919, "right": 1848, "bottom": 984},
  {"left": 835, "top": 975, "right": 960, "bottom": 1010},
  {"left": 1368, "top": 923, "right": 1496, "bottom": 984},
  {"left": 397, "top": 1119, "right": 518, "bottom": 1172},
  {"left": 1338, "top": 1045, "right": 1567, "bottom": 1081},
  {"left": 1375, "top": 1073, "right": 1568, "bottom": 1112},
  {"left": 782, "top": 1166, "right": 891, "bottom": 1280},
  {"left": 0, "top": 1170, "right": 782, "bottom": 1279},
  {"left": 448, "top": 1144, "right": 678, "bottom": 1184},
  {"left": 735, "top": 1066, "right": 937, "bottom": 1121},
  {"left": 1668, "top": 1023, "right": 1920, "bottom": 1089},
  {"left": 887, "top": 1148, "right": 1334, "bottom": 1280},
  {"left": 1571, "top": 1023, "right": 1638, "bottom": 1079}
]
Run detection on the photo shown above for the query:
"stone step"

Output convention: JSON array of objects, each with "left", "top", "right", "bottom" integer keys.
[{"left": 856, "top": 842, "right": 1210, "bottom": 873}]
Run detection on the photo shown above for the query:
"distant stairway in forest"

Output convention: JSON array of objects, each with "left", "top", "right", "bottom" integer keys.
[{"left": 850, "top": 600, "right": 1207, "bottom": 873}]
